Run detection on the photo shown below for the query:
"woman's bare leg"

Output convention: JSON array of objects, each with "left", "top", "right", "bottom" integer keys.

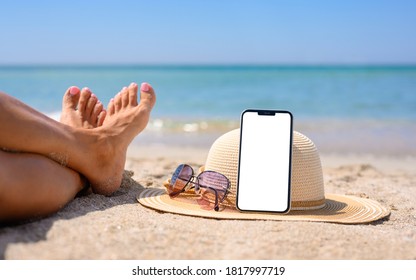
[
  {"left": 0, "top": 150, "right": 86, "bottom": 223},
  {"left": 0, "top": 87, "right": 106, "bottom": 223},
  {"left": 0, "top": 82, "right": 156, "bottom": 195}
]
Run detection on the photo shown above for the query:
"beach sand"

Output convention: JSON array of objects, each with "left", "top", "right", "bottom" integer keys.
[{"left": 1, "top": 127, "right": 416, "bottom": 260}]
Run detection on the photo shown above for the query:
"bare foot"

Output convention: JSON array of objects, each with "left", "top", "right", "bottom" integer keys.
[
  {"left": 60, "top": 86, "right": 106, "bottom": 128},
  {"left": 85, "top": 82, "right": 156, "bottom": 195}
]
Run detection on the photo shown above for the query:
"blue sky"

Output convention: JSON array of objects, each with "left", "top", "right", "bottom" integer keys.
[{"left": 1, "top": 0, "right": 415, "bottom": 65}]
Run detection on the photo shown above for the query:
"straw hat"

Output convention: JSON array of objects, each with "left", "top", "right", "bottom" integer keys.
[{"left": 137, "top": 129, "right": 390, "bottom": 224}]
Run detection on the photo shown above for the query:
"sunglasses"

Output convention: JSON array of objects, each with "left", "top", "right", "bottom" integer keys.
[{"left": 166, "top": 164, "right": 231, "bottom": 211}]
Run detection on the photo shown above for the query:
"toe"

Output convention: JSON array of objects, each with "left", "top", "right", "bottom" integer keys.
[
  {"left": 62, "top": 86, "right": 80, "bottom": 110},
  {"left": 85, "top": 93, "right": 98, "bottom": 118},
  {"left": 107, "top": 98, "right": 115, "bottom": 116},
  {"left": 114, "top": 91, "right": 123, "bottom": 112},
  {"left": 91, "top": 100, "right": 103, "bottom": 125},
  {"left": 128, "top": 82, "right": 138, "bottom": 107},
  {"left": 79, "top": 87, "right": 92, "bottom": 113},
  {"left": 139, "top": 82, "right": 156, "bottom": 111},
  {"left": 97, "top": 110, "right": 107, "bottom": 126},
  {"left": 121, "top": 86, "right": 129, "bottom": 108}
]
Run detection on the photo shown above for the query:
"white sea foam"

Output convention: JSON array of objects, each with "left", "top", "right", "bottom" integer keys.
[{"left": 46, "top": 111, "right": 61, "bottom": 122}]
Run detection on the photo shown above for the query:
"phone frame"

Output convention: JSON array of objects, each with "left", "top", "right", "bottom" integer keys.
[{"left": 236, "top": 109, "right": 293, "bottom": 214}]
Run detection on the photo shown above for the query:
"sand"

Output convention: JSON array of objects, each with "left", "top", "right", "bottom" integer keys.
[{"left": 1, "top": 138, "right": 415, "bottom": 260}]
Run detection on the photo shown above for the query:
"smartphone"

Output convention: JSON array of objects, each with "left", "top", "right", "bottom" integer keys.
[{"left": 236, "top": 109, "right": 293, "bottom": 213}]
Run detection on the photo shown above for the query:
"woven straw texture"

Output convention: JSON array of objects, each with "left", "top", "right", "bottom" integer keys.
[
  {"left": 205, "top": 129, "right": 325, "bottom": 210},
  {"left": 138, "top": 189, "right": 390, "bottom": 224}
]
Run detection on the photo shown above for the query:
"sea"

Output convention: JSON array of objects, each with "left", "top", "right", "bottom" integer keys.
[{"left": 1, "top": 65, "right": 415, "bottom": 155}]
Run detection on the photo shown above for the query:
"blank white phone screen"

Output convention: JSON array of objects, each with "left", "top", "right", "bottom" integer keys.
[{"left": 237, "top": 110, "right": 292, "bottom": 213}]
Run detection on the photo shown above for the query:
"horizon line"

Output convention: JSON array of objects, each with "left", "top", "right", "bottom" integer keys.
[{"left": 1, "top": 62, "right": 416, "bottom": 68}]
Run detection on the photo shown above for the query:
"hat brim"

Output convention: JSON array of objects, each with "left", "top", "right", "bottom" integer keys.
[{"left": 137, "top": 188, "right": 390, "bottom": 224}]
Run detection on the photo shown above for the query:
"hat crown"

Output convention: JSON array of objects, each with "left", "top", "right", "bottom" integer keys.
[{"left": 205, "top": 129, "right": 325, "bottom": 210}]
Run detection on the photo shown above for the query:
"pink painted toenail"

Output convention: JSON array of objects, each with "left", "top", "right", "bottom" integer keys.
[
  {"left": 131, "top": 82, "right": 138, "bottom": 87},
  {"left": 141, "top": 82, "right": 151, "bottom": 92},
  {"left": 69, "top": 86, "right": 79, "bottom": 95},
  {"left": 83, "top": 87, "right": 91, "bottom": 93}
]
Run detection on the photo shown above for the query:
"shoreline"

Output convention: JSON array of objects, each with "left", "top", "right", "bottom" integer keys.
[
  {"left": 47, "top": 105, "right": 416, "bottom": 157},
  {"left": 134, "top": 116, "right": 416, "bottom": 157}
]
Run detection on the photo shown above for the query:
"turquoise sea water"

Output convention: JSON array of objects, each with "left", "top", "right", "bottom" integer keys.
[
  {"left": 1, "top": 65, "right": 415, "bottom": 155},
  {"left": 1, "top": 65, "right": 415, "bottom": 121}
]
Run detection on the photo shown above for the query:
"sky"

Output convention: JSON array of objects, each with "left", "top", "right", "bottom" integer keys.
[{"left": 0, "top": 0, "right": 415, "bottom": 65}]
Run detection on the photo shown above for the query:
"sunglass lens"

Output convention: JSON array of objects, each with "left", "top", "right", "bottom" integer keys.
[
  {"left": 197, "top": 171, "right": 230, "bottom": 210},
  {"left": 168, "top": 164, "right": 193, "bottom": 197}
]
